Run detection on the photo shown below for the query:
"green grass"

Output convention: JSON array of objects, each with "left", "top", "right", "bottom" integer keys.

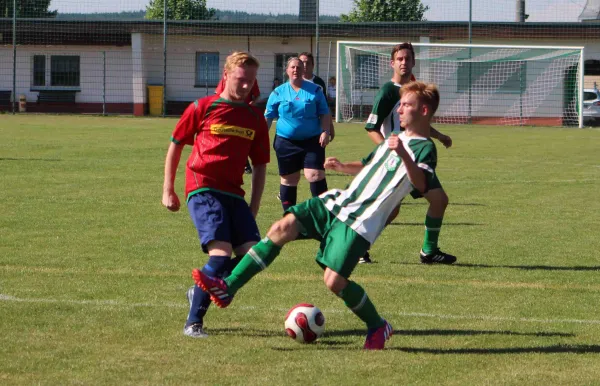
[{"left": 1, "top": 115, "right": 600, "bottom": 385}]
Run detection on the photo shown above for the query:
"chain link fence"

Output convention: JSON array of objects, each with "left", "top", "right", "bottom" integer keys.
[{"left": 1, "top": 0, "right": 599, "bottom": 121}]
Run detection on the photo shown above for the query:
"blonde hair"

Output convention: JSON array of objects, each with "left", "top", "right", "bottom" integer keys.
[
  {"left": 400, "top": 81, "right": 440, "bottom": 116},
  {"left": 286, "top": 56, "right": 301, "bottom": 69},
  {"left": 223, "top": 51, "right": 260, "bottom": 73}
]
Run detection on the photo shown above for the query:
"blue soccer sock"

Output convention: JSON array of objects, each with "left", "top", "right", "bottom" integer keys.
[
  {"left": 280, "top": 184, "right": 297, "bottom": 212},
  {"left": 186, "top": 255, "right": 230, "bottom": 327},
  {"left": 310, "top": 179, "right": 328, "bottom": 197}
]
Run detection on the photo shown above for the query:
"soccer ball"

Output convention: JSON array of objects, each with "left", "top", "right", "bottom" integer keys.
[{"left": 284, "top": 303, "right": 325, "bottom": 343}]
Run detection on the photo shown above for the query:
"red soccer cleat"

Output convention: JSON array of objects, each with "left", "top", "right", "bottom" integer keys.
[
  {"left": 191, "top": 269, "right": 233, "bottom": 308},
  {"left": 364, "top": 320, "right": 393, "bottom": 350}
]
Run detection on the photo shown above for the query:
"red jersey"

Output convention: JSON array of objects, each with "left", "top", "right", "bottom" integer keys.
[
  {"left": 214, "top": 77, "right": 260, "bottom": 104},
  {"left": 171, "top": 95, "right": 270, "bottom": 200}
]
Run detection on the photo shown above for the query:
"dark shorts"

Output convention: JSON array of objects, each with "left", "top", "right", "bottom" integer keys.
[
  {"left": 187, "top": 190, "right": 261, "bottom": 253},
  {"left": 410, "top": 173, "right": 443, "bottom": 199},
  {"left": 273, "top": 134, "right": 325, "bottom": 176}
]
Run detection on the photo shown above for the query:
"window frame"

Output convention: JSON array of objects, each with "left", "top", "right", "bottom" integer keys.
[
  {"left": 194, "top": 52, "right": 220, "bottom": 88},
  {"left": 31, "top": 54, "right": 81, "bottom": 91},
  {"left": 353, "top": 54, "right": 381, "bottom": 90}
]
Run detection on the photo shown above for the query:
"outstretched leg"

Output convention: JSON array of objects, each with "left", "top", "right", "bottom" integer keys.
[{"left": 193, "top": 214, "right": 301, "bottom": 308}]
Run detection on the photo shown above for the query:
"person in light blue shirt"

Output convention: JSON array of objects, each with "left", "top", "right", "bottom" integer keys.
[{"left": 265, "top": 57, "right": 332, "bottom": 212}]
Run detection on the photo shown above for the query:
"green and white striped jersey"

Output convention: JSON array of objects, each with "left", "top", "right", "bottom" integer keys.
[
  {"left": 320, "top": 132, "right": 437, "bottom": 244},
  {"left": 365, "top": 81, "right": 401, "bottom": 138}
]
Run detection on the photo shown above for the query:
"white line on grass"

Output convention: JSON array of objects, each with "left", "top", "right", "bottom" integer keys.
[{"left": 3, "top": 293, "right": 600, "bottom": 326}]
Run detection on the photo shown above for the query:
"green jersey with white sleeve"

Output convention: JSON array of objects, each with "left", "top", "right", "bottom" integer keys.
[{"left": 365, "top": 81, "right": 401, "bottom": 138}]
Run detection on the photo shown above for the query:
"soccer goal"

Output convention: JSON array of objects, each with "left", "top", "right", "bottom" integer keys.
[{"left": 336, "top": 41, "right": 584, "bottom": 127}]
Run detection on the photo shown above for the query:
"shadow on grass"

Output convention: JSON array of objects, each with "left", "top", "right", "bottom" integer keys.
[
  {"left": 454, "top": 263, "right": 600, "bottom": 271},
  {"left": 0, "top": 157, "right": 62, "bottom": 161},
  {"left": 393, "top": 344, "right": 600, "bottom": 354},
  {"left": 388, "top": 222, "right": 484, "bottom": 226},
  {"left": 398, "top": 202, "right": 486, "bottom": 207},
  {"left": 321, "top": 329, "right": 571, "bottom": 338}
]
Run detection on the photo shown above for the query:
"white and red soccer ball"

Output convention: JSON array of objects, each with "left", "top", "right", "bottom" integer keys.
[{"left": 284, "top": 303, "right": 325, "bottom": 343}]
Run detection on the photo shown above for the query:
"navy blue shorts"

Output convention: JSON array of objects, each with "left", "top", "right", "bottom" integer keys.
[
  {"left": 273, "top": 134, "right": 325, "bottom": 176},
  {"left": 187, "top": 190, "right": 261, "bottom": 253}
]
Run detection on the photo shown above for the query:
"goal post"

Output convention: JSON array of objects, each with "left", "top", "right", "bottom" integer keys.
[{"left": 336, "top": 41, "right": 585, "bottom": 128}]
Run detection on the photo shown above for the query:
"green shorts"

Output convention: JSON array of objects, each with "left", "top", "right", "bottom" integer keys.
[
  {"left": 287, "top": 197, "right": 371, "bottom": 279},
  {"left": 410, "top": 172, "right": 443, "bottom": 199}
]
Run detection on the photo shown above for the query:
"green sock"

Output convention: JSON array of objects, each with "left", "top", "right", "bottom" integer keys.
[
  {"left": 225, "top": 238, "right": 281, "bottom": 295},
  {"left": 422, "top": 215, "right": 443, "bottom": 254},
  {"left": 339, "top": 281, "right": 384, "bottom": 329}
]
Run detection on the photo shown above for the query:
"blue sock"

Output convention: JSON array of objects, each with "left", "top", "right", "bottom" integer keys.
[
  {"left": 186, "top": 255, "right": 230, "bottom": 327},
  {"left": 280, "top": 185, "right": 297, "bottom": 212},
  {"left": 310, "top": 179, "right": 328, "bottom": 197}
]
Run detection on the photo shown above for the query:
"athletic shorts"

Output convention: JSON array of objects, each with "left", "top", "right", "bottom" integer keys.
[
  {"left": 410, "top": 173, "right": 443, "bottom": 199},
  {"left": 273, "top": 134, "right": 325, "bottom": 176},
  {"left": 287, "top": 197, "right": 370, "bottom": 279},
  {"left": 187, "top": 190, "right": 261, "bottom": 253}
]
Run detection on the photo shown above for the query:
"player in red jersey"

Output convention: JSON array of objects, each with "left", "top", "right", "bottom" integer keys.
[
  {"left": 162, "top": 51, "right": 270, "bottom": 339},
  {"left": 215, "top": 69, "right": 261, "bottom": 174}
]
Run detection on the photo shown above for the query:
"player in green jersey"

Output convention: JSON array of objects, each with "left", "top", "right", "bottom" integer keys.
[
  {"left": 363, "top": 42, "right": 456, "bottom": 265},
  {"left": 194, "top": 81, "right": 443, "bottom": 350}
]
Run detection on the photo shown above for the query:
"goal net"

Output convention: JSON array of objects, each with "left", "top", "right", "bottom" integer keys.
[{"left": 336, "top": 42, "right": 584, "bottom": 127}]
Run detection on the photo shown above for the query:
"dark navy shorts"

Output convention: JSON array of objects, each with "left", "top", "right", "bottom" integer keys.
[
  {"left": 187, "top": 190, "right": 261, "bottom": 253},
  {"left": 273, "top": 134, "right": 325, "bottom": 176}
]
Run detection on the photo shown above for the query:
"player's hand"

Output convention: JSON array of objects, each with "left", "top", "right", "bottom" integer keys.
[
  {"left": 387, "top": 134, "right": 407, "bottom": 157},
  {"left": 162, "top": 189, "right": 180, "bottom": 212},
  {"left": 324, "top": 157, "right": 343, "bottom": 171},
  {"left": 319, "top": 131, "right": 330, "bottom": 148},
  {"left": 329, "top": 122, "right": 335, "bottom": 142},
  {"left": 437, "top": 133, "right": 452, "bottom": 148}
]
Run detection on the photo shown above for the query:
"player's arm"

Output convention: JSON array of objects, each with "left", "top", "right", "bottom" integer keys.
[
  {"left": 324, "top": 157, "right": 364, "bottom": 176},
  {"left": 388, "top": 134, "right": 427, "bottom": 193},
  {"left": 162, "top": 141, "right": 184, "bottom": 212},
  {"left": 316, "top": 87, "right": 331, "bottom": 147},
  {"left": 249, "top": 163, "right": 266, "bottom": 218},
  {"left": 365, "top": 86, "right": 395, "bottom": 145},
  {"left": 429, "top": 126, "right": 452, "bottom": 148}
]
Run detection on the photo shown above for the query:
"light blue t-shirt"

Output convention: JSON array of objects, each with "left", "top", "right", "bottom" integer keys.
[{"left": 265, "top": 81, "right": 330, "bottom": 140}]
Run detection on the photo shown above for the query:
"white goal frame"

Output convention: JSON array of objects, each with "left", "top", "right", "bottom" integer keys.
[{"left": 336, "top": 41, "right": 585, "bottom": 128}]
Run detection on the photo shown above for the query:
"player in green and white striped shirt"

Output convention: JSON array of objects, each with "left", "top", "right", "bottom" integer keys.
[
  {"left": 363, "top": 42, "right": 456, "bottom": 265},
  {"left": 194, "top": 81, "right": 443, "bottom": 350}
]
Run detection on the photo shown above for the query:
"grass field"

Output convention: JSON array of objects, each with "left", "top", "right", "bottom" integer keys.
[{"left": 1, "top": 114, "right": 600, "bottom": 385}]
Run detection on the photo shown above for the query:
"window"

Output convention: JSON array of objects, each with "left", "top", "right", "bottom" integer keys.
[
  {"left": 32, "top": 55, "right": 45, "bottom": 87},
  {"left": 274, "top": 53, "right": 297, "bottom": 82},
  {"left": 195, "top": 52, "right": 220, "bottom": 87},
  {"left": 457, "top": 61, "right": 526, "bottom": 93},
  {"left": 50, "top": 56, "right": 80, "bottom": 87},
  {"left": 354, "top": 54, "right": 380, "bottom": 89}
]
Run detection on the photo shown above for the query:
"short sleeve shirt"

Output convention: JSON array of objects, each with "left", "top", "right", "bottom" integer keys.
[
  {"left": 171, "top": 95, "right": 270, "bottom": 200},
  {"left": 265, "top": 81, "right": 330, "bottom": 140}
]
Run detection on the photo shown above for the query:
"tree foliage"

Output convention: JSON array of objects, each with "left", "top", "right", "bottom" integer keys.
[
  {"left": 340, "top": 0, "right": 429, "bottom": 22},
  {"left": 145, "top": 0, "right": 216, "bottom": 20},
  {"left": 0, "top": 0, "right": 57, "bottom": 18}
]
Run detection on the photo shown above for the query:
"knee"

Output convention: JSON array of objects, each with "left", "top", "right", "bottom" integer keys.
[
  {"left": 266, "top": 216, "right": 297, "bottom": 240},
  {"left": 281, "top": 173, "right": 301, "bottom": 186},
  {"left": 304, "top": 169, "right": 325, "bottom": 183},
  {"left": 323, "top": 270, "right": 347, "bottom": 294},
  {"left": 427, "top": 189, "right": 449, "bottom": 210}
]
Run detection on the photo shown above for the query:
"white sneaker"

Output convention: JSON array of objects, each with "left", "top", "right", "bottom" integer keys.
[{"left": 183, "top": 323, "right": 208, "bottom": 338}]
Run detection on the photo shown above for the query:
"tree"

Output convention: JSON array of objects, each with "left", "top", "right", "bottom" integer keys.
[
  {"left": 0, "top": 0, "right": 57, "bottom": 18},
  {"left": 340, "top": 0, "right": 429, "bottom": 22},
  {"left": 145, "top": 0, "right": 216, "bottom": 20}
]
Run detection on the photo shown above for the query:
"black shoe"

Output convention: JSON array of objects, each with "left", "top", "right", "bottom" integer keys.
[
  {"left": 244, "top": 165, "right": 253, "bottom": 174},
  {"left": 420, "top": 249, "right": 457, "bottom": 264},
  {"left": 358, "top": 252, "right": 373, "bottom": 264}
]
